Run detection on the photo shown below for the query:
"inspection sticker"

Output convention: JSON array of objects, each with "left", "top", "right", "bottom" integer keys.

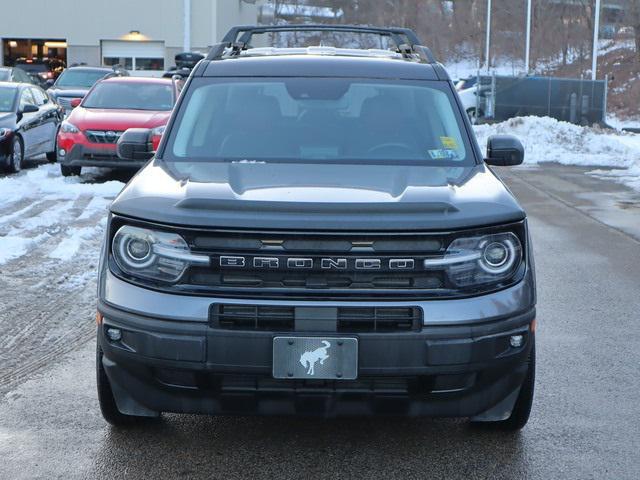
[{"left": 440, "top": 136, "right": 458, "bottom": 149}]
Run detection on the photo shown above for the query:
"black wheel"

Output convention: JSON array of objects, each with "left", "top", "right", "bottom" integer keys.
[
  {"left": 466, "top": 107, "right": 484, "bottom": 125},
  {"left": 473, "top": 344, "right": 535, "bottom": 431},
  {"left": 60, "top": 164, "right": 81, "bottom": 176},
  {"left": 46, "top": 135, "right": 57, "bottom": 162},
  {"left": 8, "top": 136, "right": 23, "bottom": 173},
  {"left": 96, "top": 344, "right": 151, "bottom": 427}
]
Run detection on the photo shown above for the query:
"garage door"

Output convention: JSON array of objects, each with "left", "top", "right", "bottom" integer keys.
[{"left": 101, "top": 40, "right": 165, "bottom": 72}]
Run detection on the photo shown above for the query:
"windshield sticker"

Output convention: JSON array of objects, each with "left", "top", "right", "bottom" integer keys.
[
  {"left": 440, "top": 136, "right": 458, "bottom": 149},
  {"left": 428, "top": 149, "right": 458, "bottom": 160}
]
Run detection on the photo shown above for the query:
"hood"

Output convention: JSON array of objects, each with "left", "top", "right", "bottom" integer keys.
[
  {"left": 69, "top": 108, "right": 171, "bottom": 131},
  {"left": 48, "top": 87, "right": 90, "bottom": 98},
  {"left": 110, "top": 161, "right": 525, "bottom": 231}
]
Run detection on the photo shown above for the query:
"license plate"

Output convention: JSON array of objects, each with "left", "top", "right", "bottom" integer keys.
[{"left": 272, "top": 337, "right": 358, "bottom": 380}]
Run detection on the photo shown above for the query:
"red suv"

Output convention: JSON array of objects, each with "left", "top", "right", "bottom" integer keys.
[{"left": 57, "top": 76, "right": 182, "bottom": 176}]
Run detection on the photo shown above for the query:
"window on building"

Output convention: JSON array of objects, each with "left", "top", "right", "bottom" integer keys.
[
  {"left": 101, "top": 40, "right": 165, "bottom": 71},
  {"left": 103, "top": 57, "right": 133, "bottom": 70}
]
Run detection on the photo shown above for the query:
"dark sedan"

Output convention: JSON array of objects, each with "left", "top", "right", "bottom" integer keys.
[{"left": 0, "top": 82, "right": 63, "bottom": 173}]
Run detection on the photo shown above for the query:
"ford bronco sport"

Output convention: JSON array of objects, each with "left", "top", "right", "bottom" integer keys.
[{"left": 96, "top": 25, "right": 536, "bottom": 430}]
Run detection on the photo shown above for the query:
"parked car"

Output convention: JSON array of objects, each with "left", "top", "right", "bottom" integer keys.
[
  {"left": 0, "top": 81, "right": 63, "bottom": 172},
  {"left": 455, "top": 76, "right": 478, "bottom": 91},
  {"left": 0, "top": 66, "right": 38, "bottom": 85},
  {"left": 14, "top": 58, "right": 65, "bottom": 87},
  {"left": 97, "top": 25, "right": 536, "bottom": 431},
  {"left": 47, "top": 65, "right": 129, "bottom": 115},
  {"left": 57, "top": 76, "right": 182, "bottom": 176},
  {"left": 458, "top": 85, "right": 488, "bottom": 124}
]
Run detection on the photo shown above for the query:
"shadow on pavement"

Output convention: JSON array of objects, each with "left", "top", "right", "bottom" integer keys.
[{"left": 93, "top": 414, "right": 528, "bottom": 479}]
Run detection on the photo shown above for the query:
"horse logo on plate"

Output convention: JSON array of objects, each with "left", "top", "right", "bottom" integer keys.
[{"left": 299, "top": 341, "right": 331, "bottom": 376}]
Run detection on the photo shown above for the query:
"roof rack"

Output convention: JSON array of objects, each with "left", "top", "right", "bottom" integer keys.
[{"left": 206, "top": 24, "right": 437, "bottom": 64}]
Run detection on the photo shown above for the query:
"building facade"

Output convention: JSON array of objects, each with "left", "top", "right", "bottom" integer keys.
[{"left": 0, "top": 0, "right": 263, "bottom": 74}]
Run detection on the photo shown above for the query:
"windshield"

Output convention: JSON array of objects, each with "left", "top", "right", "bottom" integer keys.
[
  {"left": 82, "top": 82, "right": 173, "bottom": 110},
  {"left": 165, "top": 77, "right": 472, "bottom": 166},
  {"left": 0, "top": 71, "right": 9, "bottom": 81},
  {"left": 0, "top": 87, "right": 17, "bottom": 112},
  {"left": 55, "top": 69, "right": 108, "bottom": 88}
]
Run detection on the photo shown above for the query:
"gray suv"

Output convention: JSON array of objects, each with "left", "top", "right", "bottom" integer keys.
[{"left": 97, "top": 25, "right": 536, "bottom": 430}]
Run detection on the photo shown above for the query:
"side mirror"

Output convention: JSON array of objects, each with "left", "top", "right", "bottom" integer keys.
[
  {"left": 45, "top": 79, "right": 55, "bottom": 88},
  {"left": 485, "top": 135, "right": 524, "bottom": 166},
  {"left": 21, "top": 104, "right": 39, "bottom": 114},
  {"left": 117, "top": 128, "right": 155, "bottom": 161},
  {"left": 70, "top": 98, "right": 82, "bottom": 108}
]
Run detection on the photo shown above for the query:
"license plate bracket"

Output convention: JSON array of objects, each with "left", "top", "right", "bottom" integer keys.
[{"left": 272, "top": 336, "right": 358, "bottom": 380}]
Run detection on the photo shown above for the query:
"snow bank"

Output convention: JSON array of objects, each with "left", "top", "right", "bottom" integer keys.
[
  {"left": 0, "top": 164, "right": 124, "bottom": 266},
  {"left": 473, "top": 116, "right": 640, "bottom": 192},
  {"left": 0, "top": 164, "right": 123, "bottom": 205}
]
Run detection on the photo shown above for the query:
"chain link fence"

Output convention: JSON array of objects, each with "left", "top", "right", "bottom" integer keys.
[{"left": 472, "top": 74, "right": 608, "bottom": 125}]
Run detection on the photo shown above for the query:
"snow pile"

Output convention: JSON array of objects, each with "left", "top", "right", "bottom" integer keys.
[
  {"left": 0, "top": 164, "right": 124, "bottom": 266},
  {"left": 474, "top": 116, "right": 640, "bottom": 192},
  {"left": 0, "top": 164, "right": 123, "bottom": 205}
]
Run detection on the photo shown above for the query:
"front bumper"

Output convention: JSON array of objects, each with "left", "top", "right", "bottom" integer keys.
[
  {"left": 59, "top": 142, "right": 146, "bottom": 169},
  {"left": 98, "top": 271, "right": 536, "bottom": 418}
]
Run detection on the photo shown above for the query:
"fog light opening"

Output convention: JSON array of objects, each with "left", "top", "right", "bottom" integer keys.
[
  {"left": 59, "top": 148, "right": 66, "bottom": 157},
  {"left": 106, "top": 327, "right": 122, "bottom": 342},
  {"left": 509, "top": 334, "right": 524, "bottom": 348}
]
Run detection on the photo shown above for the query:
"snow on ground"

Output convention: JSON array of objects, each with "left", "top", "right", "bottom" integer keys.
[
  {"left": 0, "top": 164, "right": 122, "bottom": 205},
  {"left": 606, "top": 114, "right": 640, "bottom": 131},
  {"left": 474, "top": 116, "right": 640, "bottom": 192},
  {"left": 0, "top": 164, "right": 123, "bottom": 266}
]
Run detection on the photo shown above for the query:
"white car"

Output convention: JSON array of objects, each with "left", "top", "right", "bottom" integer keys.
[{"left": 458, "top": 85, "right": 486, "bottom": 124}]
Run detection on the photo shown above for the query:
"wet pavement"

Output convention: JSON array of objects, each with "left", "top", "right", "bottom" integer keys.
[{"left": 1, "top": 164, "right": 639, "bottom": 479}]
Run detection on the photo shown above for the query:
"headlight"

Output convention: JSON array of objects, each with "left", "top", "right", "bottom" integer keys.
[
  {"left": 60, "top": 121, "right": 79, "bottom": 134},
  {"left": 0, "top": 128, "right": 10, "bottom": 139},
  {"left": 425, "top": 232, "right": 522, "bottom": 288},
  {"left": 112, "top": 225, "right": 209, "bottom": 283}
]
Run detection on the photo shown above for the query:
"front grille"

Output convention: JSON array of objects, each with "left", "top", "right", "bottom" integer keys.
[
  {"left": 211, "top": 304, "right": 422, "bottom": 332},
  {"left": 85, "top": 130, "right": 124, "bottom": 144},
  {"left": 82, "top": 151, "right": 118, "bottom": 160},
  {"left": 214, "top": 304, "right": 295, "bottom": 331},
  {"left": 182, "top": 231, "right": 450, "bottom": 298}
]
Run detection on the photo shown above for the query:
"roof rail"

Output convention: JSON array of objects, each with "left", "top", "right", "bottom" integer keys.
[{"left": 207, "top": 24, "right": 437, "bottom": 63}]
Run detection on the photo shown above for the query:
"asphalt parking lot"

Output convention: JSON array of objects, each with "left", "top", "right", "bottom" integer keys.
[{"left": 1, "top": 163, "right": 639, "bottom": 479}]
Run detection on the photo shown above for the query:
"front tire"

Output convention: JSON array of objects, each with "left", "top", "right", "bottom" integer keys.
[
  {"left": 60, "top": 164, "right": 81, "bottom": 176},
  {"left": 46, "top": 129, "right": 59, "bottom": 163},
  {"left": 96, "top": 344, "right": 152, "bottom": 427},
  {"left": 8, "top": 136, "right": 23, "bottom": 173}
]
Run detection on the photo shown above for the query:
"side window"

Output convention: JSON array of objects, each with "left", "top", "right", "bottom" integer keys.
[
  {"left": 19, "top": 89, "right": 36, "bottom": 109},
  {"left": 31, "top": 88, "right": 46, "bottom": 106}
]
